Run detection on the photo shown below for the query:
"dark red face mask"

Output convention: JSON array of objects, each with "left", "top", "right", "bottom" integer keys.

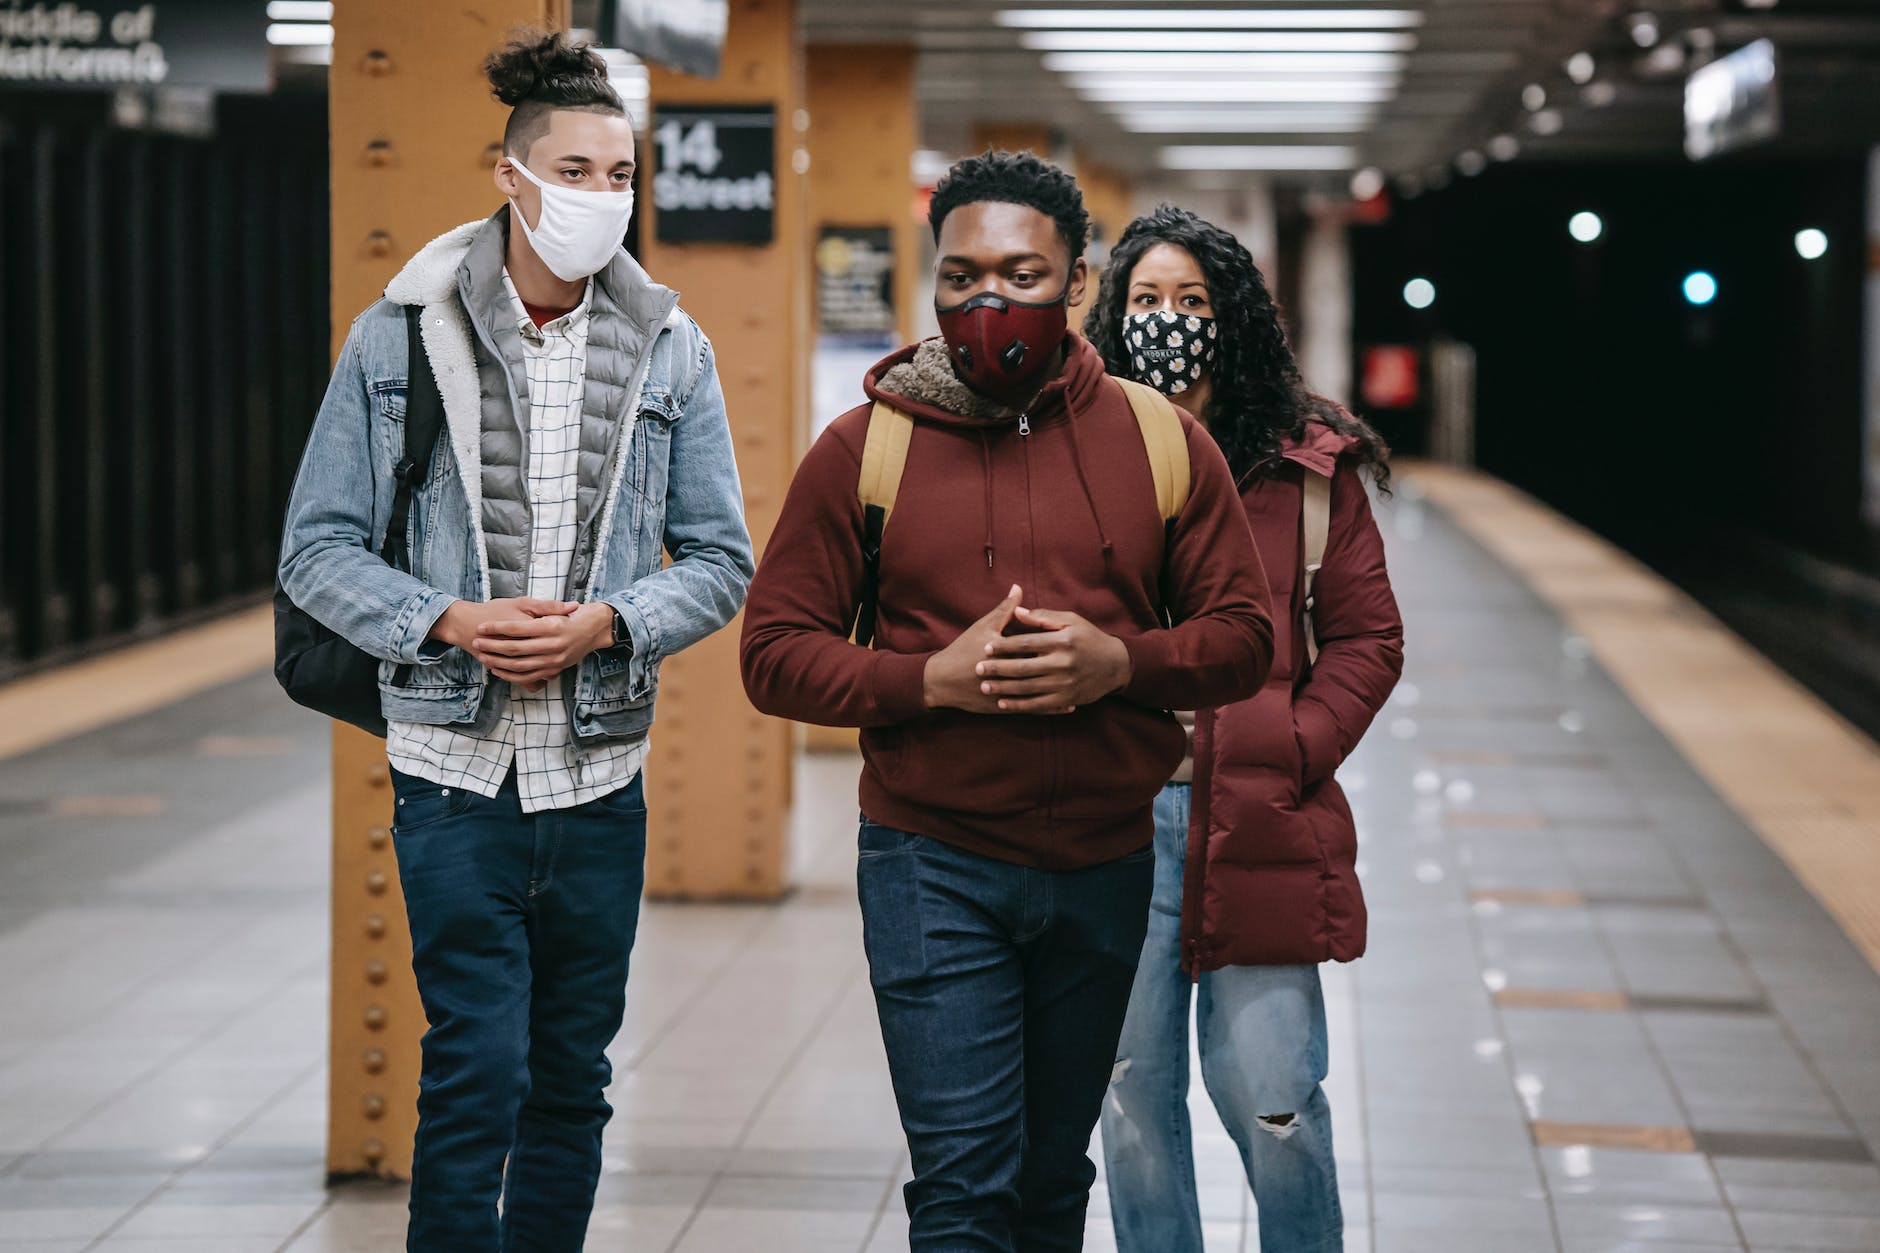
[{"left": 934, "top": 287, "right": 1070, "bottom": 403}]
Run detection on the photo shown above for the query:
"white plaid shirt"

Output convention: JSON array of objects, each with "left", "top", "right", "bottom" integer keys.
[{"left": 387, "top": 272, "right": 647, "bottom": 813}]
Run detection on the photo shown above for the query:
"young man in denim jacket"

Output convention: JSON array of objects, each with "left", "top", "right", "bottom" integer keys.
[{"left": 278, "top": 31, "right": 750, "bottom": 1252}]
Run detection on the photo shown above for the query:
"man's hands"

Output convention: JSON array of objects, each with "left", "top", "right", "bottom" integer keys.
[
  {"left": 427, "top": 597, "right": 617, "bottom": 692},
  {"left": 921, "top": 586, "right": 1133, "bottom": 716},
  {"left": 977, "top": 603, "right": 1132, "bottom": 714}
]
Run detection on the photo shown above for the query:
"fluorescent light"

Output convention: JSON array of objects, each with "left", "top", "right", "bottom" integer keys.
[
  {"left": 1569, "top": 211, "right": 1603, "bottom": 243},
  {"left": 1683, "top": 271, "right": 1717, "bottom": 305},
  {"left": 1022, "top": 30, "right": 1417, "bottom": 53},
  {"left": 1115, "top": 112, "right": 1374, "bottom": 133},
  {"left": 1160, "top": 144, "right": 1358, "bottom": 171},
  {"left": 1076, "top": 80, "right": 1396, "bottom": 102},
  {"left": 266, "top": 0, "right": 332, "bottom": 18},
  {"left": 266, "top": 22, "right": 332, "bottom": 45},
  {"left": 1795, "top": 228, "right": 1828, "bottom": 260},
  {"left": 1403, "top": 278, "right": 1435, "bottom": 309},
  {"left": 1044, "top": 51, "right": 1407, "bottom": 74},
  {"left": 1068, "top": 71, "right": 1402, "bottom": 90},
  {"left": 999, "top": 9, "right": 1424, "bottom": 30}
]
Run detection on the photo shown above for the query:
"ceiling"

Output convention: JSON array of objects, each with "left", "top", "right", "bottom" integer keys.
[{"left": 798, "top": 0, "right": 1880, "bottom": 190}]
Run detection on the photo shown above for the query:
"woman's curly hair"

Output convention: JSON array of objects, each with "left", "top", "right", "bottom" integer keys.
[{"left": 1084, "top": 204, "right": 1389, "bottom": 492}]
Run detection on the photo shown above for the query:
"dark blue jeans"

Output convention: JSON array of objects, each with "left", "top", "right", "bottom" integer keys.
[
  {"left": 389, "top": 767, "right": 648, "bottom": 1253},
  {"left": 857, "top": 819, "right": 1155, "bottom": 1252}
]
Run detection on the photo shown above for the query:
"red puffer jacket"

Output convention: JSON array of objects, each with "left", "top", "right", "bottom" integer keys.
[{"left": 1183, "top": 420, "right": 1404, "bottom": 973}]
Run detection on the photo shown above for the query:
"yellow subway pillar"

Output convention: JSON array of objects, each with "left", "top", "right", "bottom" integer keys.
[
  {"left": 1075, "top": 155, "right": 1134, "bottom": 256},
  {"left": 798, "top": 42, "right": 918, "bottom": 754},
  {"left": 807, "top": 44, "right": 921, "bottom": 344},
  {"left": 325, "top": 0, "right": 568, "bottom": 1181},
  {"left": 972, "top": 122, "right": 1055, "bottom": 158},
  {"left": 639, "top": 0, "right": 805, "bottom": 899}
]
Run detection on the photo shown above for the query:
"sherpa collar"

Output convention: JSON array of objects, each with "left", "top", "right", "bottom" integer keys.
[{"left": 877, "top": 338, "right": 1019, "bottom": 422}]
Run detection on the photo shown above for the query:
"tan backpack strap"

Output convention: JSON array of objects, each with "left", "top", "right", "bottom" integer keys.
[
  {"left": 1302, "top": 470, "right": 1332, "bottom": 664},
  {"left": 857, "top": 401, "right": 915, "bottom": 519},
  {"left": 1115, "top": 378, "right": 1191, "bottom": 521}
]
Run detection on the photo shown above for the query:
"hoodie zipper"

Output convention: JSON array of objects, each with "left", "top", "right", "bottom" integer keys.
[{"left": 1015, "top": 408, "right": 1059, "bottom": 843}]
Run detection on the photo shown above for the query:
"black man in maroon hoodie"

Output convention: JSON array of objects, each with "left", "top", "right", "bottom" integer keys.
[{"left": 741, "top": 151, "right": 1273, "bottom": 1252}]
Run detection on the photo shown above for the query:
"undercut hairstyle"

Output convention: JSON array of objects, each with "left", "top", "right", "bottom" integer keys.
[
  {"left": 928, "top": 149, "right": 1091, "bottom": 265},
  {"left": 484, "top": 29, "right": 626, "bottom": 161},
  {"left": 1084, "top": 204, "right": 1390, "bottom": 490}
]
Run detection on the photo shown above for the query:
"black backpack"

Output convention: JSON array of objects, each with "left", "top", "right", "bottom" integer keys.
[{"left": 274, "top": 306, "right": 447, "bottom": 738}]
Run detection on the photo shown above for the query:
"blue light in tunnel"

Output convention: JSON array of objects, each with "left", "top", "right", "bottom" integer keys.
[{"left": 1682, "top": 271, "right": 1718, "bottom": 305}]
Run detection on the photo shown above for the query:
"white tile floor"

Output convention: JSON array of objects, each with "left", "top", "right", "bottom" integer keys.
[
  {"left": 0, "top": 740, "right": 1363, "bottom": 1252},
  {"left": 3, "top": 486, "right": 1878, "bottom": 1252}
]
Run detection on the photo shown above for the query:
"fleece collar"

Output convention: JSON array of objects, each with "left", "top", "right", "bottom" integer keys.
[
  {"left": 866, "top": 333, "right": 1112, "bottom": 430},
  {"left": 380, "top": 211, "right": 683, "bottom": 599},
  {"left": 876, "top": 338, "right": 1018, "bottom": 422}
]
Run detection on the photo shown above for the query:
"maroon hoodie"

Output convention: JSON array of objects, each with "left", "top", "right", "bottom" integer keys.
[{"left": 740, "top": 334, "right": 1275, "bottom": 870}]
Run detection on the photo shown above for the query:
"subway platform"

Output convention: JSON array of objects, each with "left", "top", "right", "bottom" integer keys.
[{"left": 1, "top": 466, "right": 1877, "bottom": 1253}]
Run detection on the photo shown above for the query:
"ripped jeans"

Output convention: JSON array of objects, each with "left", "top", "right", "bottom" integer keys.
[{"left": 1099, "top": 784, "right": 1343, "bottom": 1253}]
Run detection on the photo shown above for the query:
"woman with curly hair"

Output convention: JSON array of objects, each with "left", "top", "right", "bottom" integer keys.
[{"left": 1085, "top": 206, "right": 1404, "bottom": 1253}]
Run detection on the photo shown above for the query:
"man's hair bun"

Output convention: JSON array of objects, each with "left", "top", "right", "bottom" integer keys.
[{"left": 484, "top": 29, "right": 619, "bottom": 110}]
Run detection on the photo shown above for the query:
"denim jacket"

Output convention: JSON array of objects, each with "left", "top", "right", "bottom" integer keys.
[{"left": 278, "top": 214, "right": 753, "bottom": 744}]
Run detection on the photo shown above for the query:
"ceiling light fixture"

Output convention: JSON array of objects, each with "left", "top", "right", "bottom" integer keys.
[
  {"left": 1159, "top": 144, "right": 1359, "bottom": 171},
  {"left": 999, "top": 9, "right": 1426, "bottom": 30},
  {"left": 1487, "top": 134, "right": 1521, "bottom": 161},
  {"left": 1112, "top": 110, "right": 1377, "bottom": 133},
  {"left": 1075, "top": 80, "right": 1398, "bottom": 103},
  {"left": 266, "top": 21, "right": 332, "bottom": 44},
  {"left": 1522, "top": 83, "right": 1547, "bottom": 111},
  {"left": 1042, "top": 51, "right": 1408, "bottom": 74},
  {"left": 1020, "top": 30, "right": 1419, "bottom": 53},
  {"left": 1566, "top": 52, "right": 1596, "bottom": 83}
]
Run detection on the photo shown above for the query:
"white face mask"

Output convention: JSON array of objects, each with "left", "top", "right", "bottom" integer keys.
[{"left": 507, "top": 157, "right": 636, "bottom": 282}]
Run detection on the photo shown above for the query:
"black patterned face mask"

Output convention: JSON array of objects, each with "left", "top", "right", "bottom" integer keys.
[{"left": 1124, "top": 310, "right": 1220, "bottom": 396}]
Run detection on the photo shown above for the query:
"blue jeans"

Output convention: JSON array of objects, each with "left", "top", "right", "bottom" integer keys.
[
  {"left": 389, "top": 767, "right": 648, "bottom": 1253},
  {"left": 857, "top": 820, "right": 1155, "bottom": 1252},
  {"left": 1100, "top": 784, "right": 1343, "bottom": 1253}
]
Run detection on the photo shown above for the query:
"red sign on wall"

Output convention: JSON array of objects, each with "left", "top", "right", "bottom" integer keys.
[{"left": 1362, "top": 346, "right": 1421, "bottom": 409}]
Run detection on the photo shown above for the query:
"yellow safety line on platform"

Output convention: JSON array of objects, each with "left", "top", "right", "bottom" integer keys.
[
  {"left": 0, "top": 605, "right": 274, "bottom": 762},
  {"left": 1408, "top": 462, "right": 1880, "bottom": 975}
]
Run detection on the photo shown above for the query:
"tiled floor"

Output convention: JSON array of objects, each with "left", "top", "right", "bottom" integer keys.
[{"left": 1, "top": 482, "right": 1878, "bottom": 1252}]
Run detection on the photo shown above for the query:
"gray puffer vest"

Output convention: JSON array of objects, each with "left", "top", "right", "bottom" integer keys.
[{"left": 459, "top": 211, "right": 665, "bottom": 600}]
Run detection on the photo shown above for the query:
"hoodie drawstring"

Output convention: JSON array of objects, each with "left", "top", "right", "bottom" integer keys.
[
  {"left": 1063, "top": 414, "right": 1115, "bottom": 568},
  {"left": 979, "top": 430, "right": 996, "bottom": 569}
]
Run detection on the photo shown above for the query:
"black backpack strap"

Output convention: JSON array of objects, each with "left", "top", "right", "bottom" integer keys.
[
  {"left": 385, "top": 305, "right": 449, "bottom": 686},
  {"left": 381, "top": 305, "right": 447, "bottom": 570},
  {"left": 853, "top": 503, "right": 886, "bottom": 648}
]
